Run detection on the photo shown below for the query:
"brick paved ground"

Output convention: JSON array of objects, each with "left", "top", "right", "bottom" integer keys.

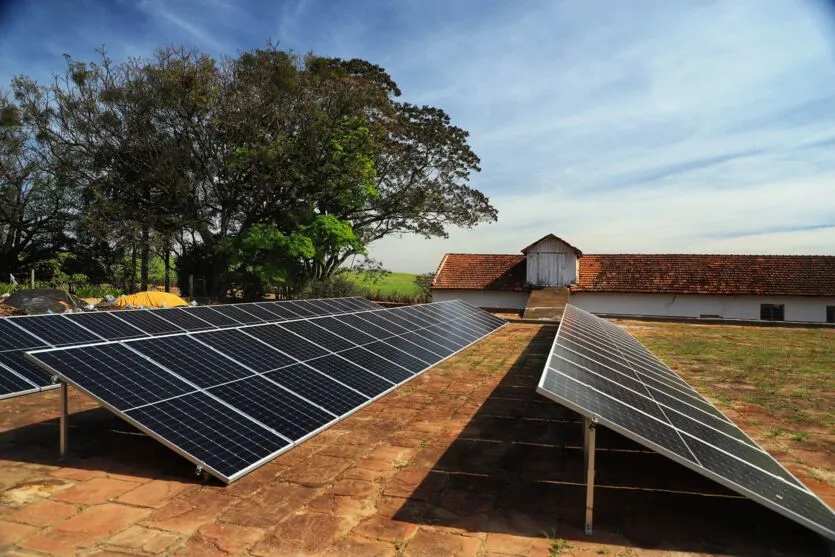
[{"left": 0, "top": 324, "right": 827, "bottom": 556}]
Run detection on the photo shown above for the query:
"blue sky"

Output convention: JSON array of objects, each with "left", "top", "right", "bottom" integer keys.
[{"left": 2, "top": 0, "right": 835, "bottom": 273}]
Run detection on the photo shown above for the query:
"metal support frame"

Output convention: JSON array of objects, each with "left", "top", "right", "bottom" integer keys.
[
  {"left": 59, "top": 381, "right": 68, "bottom": 459},
  {"left": 583, "top": 417, "right": 597, "bottom": 535}
]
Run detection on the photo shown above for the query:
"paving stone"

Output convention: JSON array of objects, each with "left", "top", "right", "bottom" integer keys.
[
  {"left": 106, "top": 525, "right": 182, "bottom": 554},
  {"left": 141, "top": 490, "right": 235, "bottom": 534},
  {"left": 1, "top": 477, "right": 74, "bottom": 508},
  {"left": 376, "top": 495, "right": 428, "bottom": 521},
  {"left": 320, "top": 535, "right": 398, "bottom": 556},
  {"left": 176, "top": 523, "right": 265, "bottom": 556},
  {"left": 20, "top": 503, "right": 149, "bottom": 556},
  {"left": 52, "top": 477, "right": 137, "bottom": 505},
  {"left": 331, "top": 479, "right": 378, "bottom": 498},
  {"left": 7, "top": 498, "right": 78, "bottom": 527},
  {"left": 384, "top": 468, "right": 446, "bottom": 500},
  {"left": 251, "top": 512, "right": 346, "bottom": 556},
  {"left": 352, "top": 515, "right": 419, "bottom": 542},
  {"left": 341, "top": 467, "right": 384, "bottom": 482},
  {"left": 49, "top": 467, "right": 103, "bottom": 482},
  {"left": 403, "top": 528, "right": 483, "bottom": 556},
  {"left": 0, "top": 520, "right": 39, "bottom": 549},
  {"left": 483, "top": 532, "right": 553, "bottom": 556},
  {"left": 220, "top": 482, "right": 317, "bottom": 528},
  {"left": 117, "top": 479, "right": 192, "bottom": 508},
  {"left": 281, "top": 455, "right": 354, "bottom": 487},
  {"left": 307, "top": 493, "right": 376, "bottom": 519}
]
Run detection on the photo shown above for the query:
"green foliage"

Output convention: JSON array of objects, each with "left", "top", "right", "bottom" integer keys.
[
  {"left": 299, "top": 275, "right": 361, "bottom": 300},
  {"left": 414, "top": 272, "right": 435, "bottom": 298},
  {"left": 3, "top": 43, "right": 496, "bottom": 299},
  {"left": 221, "top": 224, "right": 314, "bottom": 292}
]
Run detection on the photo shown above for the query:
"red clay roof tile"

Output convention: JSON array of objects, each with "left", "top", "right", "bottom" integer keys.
[
  {"left": 572, "top": 254, "right": 835, "bottom": 296},
  {"left": 432, "top": 254, "right": 527, "bottom": 291}
]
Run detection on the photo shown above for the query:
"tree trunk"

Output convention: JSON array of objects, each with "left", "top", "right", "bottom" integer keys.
[
  {"left": 140, "top": 223, "right": 150, "bottom": 292},
  {"left": 129, "top": 241, "right": 138, "bottom": 294},
  {"left": 163, "top": 242, "right": 171, "bottom": 293}
]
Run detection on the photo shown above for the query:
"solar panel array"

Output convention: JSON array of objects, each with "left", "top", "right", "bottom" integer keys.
[
  {"left": 0, "top": 297, "right": 378, "bottom": 400},
  {"left": 537, "top": 304, "right": 835, "bottom": 541},
  {"left": 27, "top": 300, "right": 505, "bottom": 483}
]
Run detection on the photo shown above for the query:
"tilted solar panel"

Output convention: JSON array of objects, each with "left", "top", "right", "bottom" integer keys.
[
  {"left": 0, "top": 297, "right": 379, "bottom": 400},
  {"left": 26, "top": 300, "right": 504, "bottom": 483},
  {"left": 537, "top": 304, "right": 835, "bottom": 541}
]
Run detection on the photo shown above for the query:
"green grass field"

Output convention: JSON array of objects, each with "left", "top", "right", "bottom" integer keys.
[
  {"left": 344, "top": 270, "right": 422, "bottom": 300},
  {"left": 619, "top": 320, "right": 835, "bottom": 485},
  {"left": 622, "top": 322, "right": 835, "bottom": 428}
]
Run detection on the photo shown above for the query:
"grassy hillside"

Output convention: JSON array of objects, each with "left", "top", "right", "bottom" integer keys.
[{"left": 344, "top": 270, "right": 423, "bottom": 301}]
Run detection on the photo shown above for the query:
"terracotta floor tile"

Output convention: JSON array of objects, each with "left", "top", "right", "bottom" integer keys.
[
  {"left": 52, "top": 477, "right": 137, "bottom": 505},
  {"left": 7, "top": 498, "right": 79, "bottom": 527},
  {"left": 0, "top": 520, "right": 40, "bottom": 549},
  {"left": 117, "top": 479, "right": 192, "bottom": 508}
]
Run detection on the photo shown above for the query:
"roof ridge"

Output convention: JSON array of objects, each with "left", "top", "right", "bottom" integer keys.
[{"left": 584, "top": 253, "right": 835, "bottom": 258}]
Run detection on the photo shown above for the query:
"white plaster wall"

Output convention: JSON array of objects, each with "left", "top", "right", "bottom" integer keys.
[
  {"left": 431, "top": 289, "right": 529, "bottom": 309},
  {"left": 569, "top": 293, "right": 835, "bottom": 323}
]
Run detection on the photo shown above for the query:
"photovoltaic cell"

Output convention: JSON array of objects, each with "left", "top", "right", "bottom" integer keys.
[
  {"left": 125, "top": 392, "right": 290, "bottom": 479},
  {"left": 128, "top": 336, "right": 255, "bottom": 388},
  {"left": 279, "top": 320, "right": 357, "bottom": 352},
  {"left": 537, "top": 304, "right": 835, "bottom": 541},
  {"left": 265, "top": 364, "right": 369, "bottom": 416},
  {"left": 245, "top": 325, "right": 329, "bottom": 361},
  {"left": 281, "top": 301, "right": 317, "bottom": 317},
  {"left": 0, "top": 370, "right": 37, "bottom": 396},
  {"left": 180, "top": 306, "right": 240, "bottom": 327},
  {"left": 303, "top": 354, "right": 394, "bottom": 398},
  {"left": 0, "top": 351, "right": 55, "bottom": 387},
  {"left": 26, "top": 299, "right": 505, "bottom": 484},
  {"left": 308, "top": 316, "right": 378, "bottom": 345},
  {"left": 208, "top": 376, "right": 334, "bottom": 441},
  {"left": 238, "top": 303, "right": 284, "bottom": 321},
  {"left": 28, "top": 344, "right": 193, "bottom": 411},
  {"left": 334, "top": 314, "right": 391, "bottom": 340},
  {"left": 149, "top": 308, "right": 215, "bottom": 331},
  {"left": 63, "top": 312, "right": 148, "bottom": 340},
  {"left": 256, "top": 302, "right": 299, "bottom": 319},
  {"left": 194, "top": 329, "right": 296, "bottom": 373},
  {"left": 210, "top": 304, "right": 265, "bottom": 324},
  {"left": 114, "top": 310, "right": 184, "bottom": 335},
  {"left": 0, "top": 320, "right": 47, "bottom": 351},
  {"left": 11, "top": 315, "right": 102, "bottom": 346}
]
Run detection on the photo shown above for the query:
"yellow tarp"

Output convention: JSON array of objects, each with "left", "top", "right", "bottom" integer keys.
[{"left": 114, "top": 291, "right": 188, "bottom": 308}]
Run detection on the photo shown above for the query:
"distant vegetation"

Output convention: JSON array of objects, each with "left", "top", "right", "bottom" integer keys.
[{"left": 343, "top": 270, "right": 433, "bottom": 304}]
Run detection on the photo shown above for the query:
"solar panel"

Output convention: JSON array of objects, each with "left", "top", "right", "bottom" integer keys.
[
  {"left": 63, "top": 312, "right": 148, "bottom": 340},
  {"left": 537, "top": 304, "right": 835, "bottom": 541},
  {"left": 112, "top": 309, "right": 184, "bottom": 335},
  {"left": 208, "top": 304, "right": 265, "bottom": 324},
  {"left": 0, "top": 297, "right": 379, "bottom": 400},
  {"left": 26, "top": 300, "right": 504, "bottom": 483}
]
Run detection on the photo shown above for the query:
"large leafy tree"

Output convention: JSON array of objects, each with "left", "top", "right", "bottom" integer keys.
[
  {"left": 0, "top": 93, "right": 74, "bottom": 278},
  {"left": 3, "top": 44, "right": 497, "bottom": 298}
]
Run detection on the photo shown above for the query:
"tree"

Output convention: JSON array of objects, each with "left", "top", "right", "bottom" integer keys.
[
  {"left": 0, "top": 92, "right": 74, "bottom": 278},
  {"left": 4, "top": 43, "right": 498, "bottom": 299}
]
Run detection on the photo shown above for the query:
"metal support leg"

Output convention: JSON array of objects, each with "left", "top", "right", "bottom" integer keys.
[
  {"left": 59, "top": 382, "right": 68, "bottom": 460},
  {"left": 584, "top": 417, "right": 597, "bottom": 535}
]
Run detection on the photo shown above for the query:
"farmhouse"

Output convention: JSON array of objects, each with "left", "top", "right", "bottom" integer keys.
[{"left": 431, "top": 234, "right": 835, "bottom": 323}]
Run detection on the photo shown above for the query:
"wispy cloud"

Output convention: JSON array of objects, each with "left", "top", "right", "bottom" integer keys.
[{"left": 1, "top": 0, "right": 834, "bottom": 272}]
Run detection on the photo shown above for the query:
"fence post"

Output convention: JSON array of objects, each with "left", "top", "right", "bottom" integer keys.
[
  {"left": 30, "top": 269, "right": 35, "bottom": 289},
  {"left": 188, "top": 275, "right": 194, "bottom": 299}
]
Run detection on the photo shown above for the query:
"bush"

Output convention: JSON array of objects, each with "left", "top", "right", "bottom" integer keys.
[{"left": 299, "top": 276, "right": 361, "bottom": 299}]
